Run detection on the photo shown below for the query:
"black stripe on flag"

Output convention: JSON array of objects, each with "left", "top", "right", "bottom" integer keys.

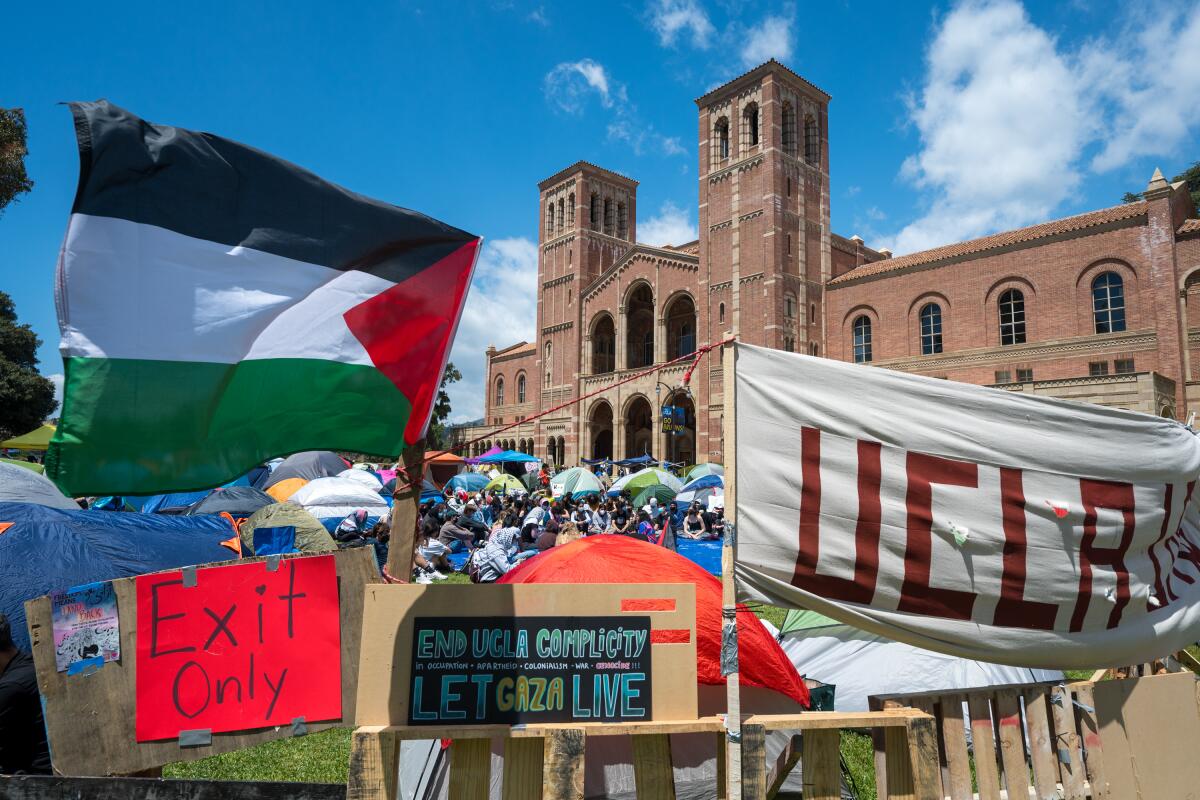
[{"left": 69, "top": 100, "right": 476, "bottom": 284}]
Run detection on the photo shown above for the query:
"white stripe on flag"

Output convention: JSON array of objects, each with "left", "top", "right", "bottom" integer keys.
[{"left": 57, "top": 213, "right": 394, "bottom": 365}]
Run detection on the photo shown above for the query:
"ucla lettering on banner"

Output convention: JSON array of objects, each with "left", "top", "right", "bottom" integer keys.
[{"left": 731, "top": 343, "right": 1200, "bottom": 668}]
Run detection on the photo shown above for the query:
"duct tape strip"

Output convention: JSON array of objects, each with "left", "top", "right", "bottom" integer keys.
[
  {"left": 1057, "top": 747, "right": 1071, "bottom": 765},
  {"left": 720, "top": 609, "right": 739, "bottom": 677},
  {"left": 290, "top": 717, "right": 308, "bottom": 737},
  {"left": 66, "top": 656, "right": 104, "bottom": 677},
  {"left": 725, "top": 521, "right": 736, "bottom": 548},
  {"left": 181, "top": 566, "right": 197, "bottom": 588},
  {"left": 265, "top": 555, "right": 282, "bottom": 572},
  {"left": 179, "top": 728, "right": 212, "bottom": 748}
]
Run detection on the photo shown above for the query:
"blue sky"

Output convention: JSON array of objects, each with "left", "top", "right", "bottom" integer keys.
[{"left": 2, "top": 0, "right": 1198, "bottom": 422}]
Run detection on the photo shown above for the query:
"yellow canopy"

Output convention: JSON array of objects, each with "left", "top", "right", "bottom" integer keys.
[{"left": 1, "top": 423, "right": 56, "bottom": 451}]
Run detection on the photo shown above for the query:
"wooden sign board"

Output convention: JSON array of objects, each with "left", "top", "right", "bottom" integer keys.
[
  {"left": 25, "top": 547, "right": 380, "bottom": 776},
  {"left": 355, "top": 582, "right": 699, "bottom": 727}
]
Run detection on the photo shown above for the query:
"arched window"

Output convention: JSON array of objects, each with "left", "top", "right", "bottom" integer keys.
[
  {"left": 781, "top": 102, "right": 797, "bottom": 156},
  {"left": 494, "top": 376, "right": 505, "bottom": 405},
  {"left": 603, "top": 198, "right": 614, "bottom": 235},
  {"left": 544, "top": 341, "right": 553, "bottom": 386},
  {"left": 919, "top": 303, "right": 943, "bottom": 355},
  {"left": 517, "top": 373, "right": 526, "bottom": 404},
  {"left": 804, "top": 115, "right": 819, "bottom": 164},
  {"left": 557, "top": 198, "right": 565, "bottom": 232},
  {"left": 784, "top": 294, "right": 797, "bottom": 319},
  {"left": 590, "top": 193, "right": 600, "bottom": 231},
  {"left": 1092, "top": 272, "right": 1126, "bottom": 334},
  {"left": 567, "top": 193, "right": 575, "bottom": 227},
  {"left": 852, "top": 316, "right": 872, "bottom": 363},
  {"left": 719, "top": 302, "right": 725, "bottom": 323},
  {"left": 617, "top": 202, "right": 628, "bottom": 240},
  {"left": 714, "top": 117, "right": 730, "bottom": 161},
  {"left": 998, "top": 289, "right": 1026, "bottom": 345},
  {"left": 545, "top": 203, "right": 555, "bottom": 237},
  {"left": 743, "top": 102, "right": 759, "bottom": 148}
]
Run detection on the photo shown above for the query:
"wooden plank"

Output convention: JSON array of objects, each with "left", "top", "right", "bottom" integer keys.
[
  {"left": 347, "top": 727, "right": 399, "bottom": 800},
  {"left": 1049, "top": 686, "right": 1086, "bottom": 800},
  {"left": 501, "top": 737, "right": 543, "bottom": 800},
  {"left": 448, "top": 738, "right": 490, "bottom": 800},
  {"left": 966, "top": 693, "right": 1001, "bottom": 800},
  {"left": 386, "top": 442, "right": 425, "bottom": 581},
  {"left": 936, "top": 694, "right": 972, "bottom": 800},
  {"left": 631, "top": 733, "right": 676, "bottom": 800},
  {"left": 716, "top": 732, "right": 728, "bottom": 800},
  {"left": 801, "top": 730, "right": 840, "bottom": 800},
  {"left": 746, "top": 710, "right": 919, "bottom": 730},
  {"left": 993, "top": 690, "right": 1031, "bottom": 800},
  {"left": 542, "top": 729, "right": 585, "bottom": 800},
  {"left": 1021, "top": 686, "right": 1059, "bottom": 800},
  {"left": 765, "top": 733, "right": 801, "bottom": 800},
  {"left": 868, "top": 695, "right": 890, "bottom": 800},
  {"left": 721, "top": 338, "right": 742, "bottom": 800},
  {"left": 905, "top": 716, "right": 943, "bottom": 800},
  {"left": 0, "top": 776, "right": 347, "bottom": 800},
  {"left": 1176, "top": 647, "right": 1200, "bottom": 675},
  {"left": 908, "top": 696, "right": 948, "bottom": 794},
  {"left": 1070, "top": 683, "right": 1108, "bottom": 799},
  {"left": 740, "top": 723, "right": 768, "bottom": 800},
  {"left": 25, "top": 547, "right": 380, "bottom": 777},
  {"left": 883, "top": 725, "right": 915, "bottom": 800}
]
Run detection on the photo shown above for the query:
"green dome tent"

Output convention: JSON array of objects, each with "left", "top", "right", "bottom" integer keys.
[{"left": 239, "top": 502, "right": 337, "bottom": 555}]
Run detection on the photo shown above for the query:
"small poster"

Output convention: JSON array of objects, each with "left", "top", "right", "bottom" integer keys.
[
  {"left": 409, "top": 615, "right": 653, "bottom": 725},
  {"left": 51, "top": 581, "right": 120, "bottom": 673}
]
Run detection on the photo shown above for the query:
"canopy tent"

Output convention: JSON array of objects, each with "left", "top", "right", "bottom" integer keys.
[
  {"left": 476, "top": 449, "right": 539, "bottom": 464},
  {"left": 0, "top": 423, "right": 56, "bottom": 451},
  {"left": 776, "top": 609, "right": 1062, "bottom": 712},
  {"left": 549, "top": 467, "right": 604, "bottom": 500},
  {"left": 0, "top": 502, "right": 236, "bottom": 651},
  {"left": 580, "top": 457, "right": 611, "bottom": 465},
  {"left": 614, "top": 454, "right": 656, "bottom": 466},
  {"left": 0, "top": 457, "right": 43, "bottom": 474},
  {"left": 185, "top": 486, "right": 276, "bottom": 518},
  {"left": 238, "top": 502, "right": 337, "bottom": 556},
  {"left": 609, "top": 466, "right": 685, "bottom": 496},
  {"left": 685, "top": 463, "right": 724, "bottom": 482},
  {"left": 465, "top": 445, "right": 503, "bottom": 464},
  {"left": 444, "top": 472, "right": 489, "bottom": 494},
  {"left": 263, "top": 451, "right": 349, "bottom": 489},
  {"left": 0, "top": 463, "right": 78, "bottom": 509}
]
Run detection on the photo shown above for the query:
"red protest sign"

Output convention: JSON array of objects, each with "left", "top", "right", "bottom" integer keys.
[{"left": 135, "top": 555, "right": 341, "bottom": 742}]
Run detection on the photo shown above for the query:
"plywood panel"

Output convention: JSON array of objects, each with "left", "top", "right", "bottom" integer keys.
[
  {"left": 354, "top": 583, "right": 698, "bottom": 726},
  {"left": 26, "top": 548, "right": 380, "bottom": 776}
]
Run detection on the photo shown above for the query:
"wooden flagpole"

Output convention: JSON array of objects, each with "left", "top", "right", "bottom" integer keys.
[
  {"left": 721, "top": 335, "right": 742, "bottom": 800},
  {"left": 386, "top": 439, "right": 426, "bottom": 582}
]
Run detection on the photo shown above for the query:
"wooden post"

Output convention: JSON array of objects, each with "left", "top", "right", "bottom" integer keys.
[
  {"left": 801, "top": 730, "right": 840, "bottom": 800},
  {"left": 502, "top": 738, "right": 544, "bottom": 800},
  {"left": 631, "top": 733, "right": 676, "bottom": 800},
  {"left": 448, "top": 738, "right": 490, "bottom": 800},
  {"left": 740, "top": 722, "right": 767, "bottom": 800},
  {"left": 346, "top": 727, "right": 400, "bottom": 800},
  {"left": 386, "top": 441, "right": 426, "bottom": 581},
  {"left": 720, "top": 336, "right": 742, "bottom": 800},
  {"left": 543, "top": 729, "right": 585, "bottom": 800}
]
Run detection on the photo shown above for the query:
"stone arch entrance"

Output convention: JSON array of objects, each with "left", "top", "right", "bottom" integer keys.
[
  {"left": 591, "top": 313, "right": 616, "bottom": 375},
  {"left": 624, "top": 395, "right": 654, "bottom": 458},
  {"left": 589, "top": 401, "right": 614, "bottom": 461},
  {"left": 626, "top": 283, "right": 655, "bottom": 369},
  {"left": 665, "top": 391, "right": 697, "bottom": 464},
  {"left": 664, "top": 293, "right": 697, "bottom": 359}
]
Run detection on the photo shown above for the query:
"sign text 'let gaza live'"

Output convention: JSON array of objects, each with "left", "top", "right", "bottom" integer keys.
[
  {"left": 135, "top": 555, "right": 342, "bottom": 741},
  {"left": 408, "top": 616, "right": 652, "bottom": 725}
]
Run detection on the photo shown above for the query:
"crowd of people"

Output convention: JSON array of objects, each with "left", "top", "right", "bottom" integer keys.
[{"left": 410, "top": 478, "right": 726, "bottom": 584}]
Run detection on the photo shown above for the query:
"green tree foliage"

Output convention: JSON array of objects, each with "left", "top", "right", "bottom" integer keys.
[
  {"left": 0, "top": 291, "right": 56, "bottom": 439},
  {"left": 0, "top": 108, "right": 34, "bottom": 216},
  {"left": 1122, "top": 161, "right": 1200, "bottom": 209},
  {"left": 426, "top": 362, "right": 462, "bottom": 450}
]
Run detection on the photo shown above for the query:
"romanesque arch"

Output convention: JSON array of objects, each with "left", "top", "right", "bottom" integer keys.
[
  {"left": 589, "top": 400, "right": 614, "bottom": 461},
  {"left": 591, "top": 312, "right": 616, "bottom": 374},
  {"left": 663, "top": 291, "right": 697, "bottom": 359},
  {"left": 624, "top": 394, "right": 654, "bottom": 458},
  {"left": 625, "top": 282, "right": 655, "bottom": 369}
]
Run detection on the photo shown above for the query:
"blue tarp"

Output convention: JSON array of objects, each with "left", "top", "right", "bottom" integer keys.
[
  {"left": 675, "top": 538, "right": 722, "bottom": 577},
  {"left": 0, "top": 502, "right": 236, "bottom": 651},
  {"left": 476, "top": 450, "right": 540, "bottom": 464},
  {"left": 615, "top": 454, "right": 656, "bottom": 466}
]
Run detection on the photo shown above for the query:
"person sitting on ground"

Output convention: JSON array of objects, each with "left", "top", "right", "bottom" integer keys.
[
  {"left": 0, "top": 613, "right": 52, "bottom": 775},
  {"left": 534, "top": 519, "right": 560, "bottom": 551},
  {"left": 334, "top": 508, "right": 370, "bottom": 542},
  {"left": 611, "top": 503, "right": 631, "bottom": 535},
  {"left": 643, "top": 496, "right": 662, "bottom": 522},
  {"left": 590, "top": 500, "right": 611, "bottom": 533},
  {"left": 631, "top": 509, "right": 655, "bottom": 542},
  {"left": 437, "top": 513, "right": 477, "bottom": 553},
  {"left": 472, "top": 527, "right": 521, "bottom": 583},
  {"left": 571, "top": 504, "right": 593, "bottom": 535},
  {"left": 680, "top": 503, "right": 710, "bottom": 540},
  {"left": 415, "top": 527, "right": 453, "bottom": 582},
  {"left": 703, "top": 503, "right": 726, "bottom": 539},
  {"left": 365, "top": 519, "right": 390, "bottom": 570}
]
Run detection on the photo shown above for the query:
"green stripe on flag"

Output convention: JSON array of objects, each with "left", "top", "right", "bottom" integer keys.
[{"left": 47, "top": 357, "right": 413, "bottom": 496}]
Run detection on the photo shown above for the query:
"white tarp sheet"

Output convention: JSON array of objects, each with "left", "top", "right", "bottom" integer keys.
[{"left": 733, "top": 343, "right": 1200, "bottom": 668}]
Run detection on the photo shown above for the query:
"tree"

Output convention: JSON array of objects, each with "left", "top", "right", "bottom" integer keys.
[
  {"left": 0, "top": 291, "right": 56, "bottom": 440},
  {"left": 1122, "top": 161, "right": 1200, "bottom": 209},
  {"left": 425, "top": 362, "right": 462, "bottom": 450},
  {"left": 0, "top": 108, "right": 34, "bottom": 217}
]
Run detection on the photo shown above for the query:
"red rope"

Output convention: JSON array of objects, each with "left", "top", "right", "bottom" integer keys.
[{"left": 435, "top": 336, "right": 735, "bottom": 465}]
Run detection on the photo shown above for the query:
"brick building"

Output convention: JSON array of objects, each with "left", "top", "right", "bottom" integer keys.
[{"left": 452, "top": 60, "right": 1200, "bottom": 465}]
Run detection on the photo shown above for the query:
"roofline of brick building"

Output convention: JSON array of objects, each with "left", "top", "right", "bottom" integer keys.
[
  {"left": 581, "top": 242, "right": 699, "bottom": 300},
  {"left": 694, "top": 59, "right": 830, "bottom": 106},
  {"left": 1179, "top": 218, "right": 1200, "bottom": 238},
  {"left": 827, "top": 201, "right": 1149, "bottom": 289},
  {"left": 489, "top": 341, "right": 535, "bottom": 360},
  {"left": 831, "top": 232, "right": 886, "bottom": 260},
  {"left": 539, "top": 161, "right": 639, "bottom": 191}
]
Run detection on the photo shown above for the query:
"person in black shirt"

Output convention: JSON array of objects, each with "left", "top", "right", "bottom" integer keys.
[{"left": 0, "top": 612, "right": 52, "bottom": 775}]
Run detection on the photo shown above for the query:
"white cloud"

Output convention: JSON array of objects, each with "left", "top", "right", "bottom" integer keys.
[
  {"left": 885, "top": 0, "right": 1200, "bottom": 256},
  {"left": 445, "top": 238, "right": 538, "bottom": 423},
  {"left": 648, "top": 0, "right": 715, "bottom": 48},
  {"left": 660, "top": 136, "right": 687, "bottom": 157},
  {"left": 740, "top": 14, "right": 794, "bottom": 68},
  {"left": 544, "top": 59, "right": 625, "bottom": 113},
  {"left": 638, "top": 201, "right": 698, "bottom": 247},
  {"left": 527, "top": 5, "right": 549, "bottom": 26},
  {"left": 46, "top": 373, "right": 63, "bottom": 415}
]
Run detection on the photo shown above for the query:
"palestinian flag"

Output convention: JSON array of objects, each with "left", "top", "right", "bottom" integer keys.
[{"left": 47, "top": 101, "right": 479, "bottom": 496}]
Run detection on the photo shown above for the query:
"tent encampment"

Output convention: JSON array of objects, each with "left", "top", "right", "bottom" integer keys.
[
  {"left": 263, "top": 451, "right": 349, "bottom": 488},
  {"left": 0, "top": 423, "right": 56, "bottom": 451},
  {"left": 185, "top": 486, "right": 276, "bottom": 518},
  {"left": 776, "top": 609, "right": 1062, "bottom": 712},
  {"left": 0, "top": 502, "right": 236, "bottom": 650},
  {"left": 0, "top": 463, "right": 78, "bottom": 509},
  {"left": 238, "top": 502, "right": 337, "bottom": 555}
]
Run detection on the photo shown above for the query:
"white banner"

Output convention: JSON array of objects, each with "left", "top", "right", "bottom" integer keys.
[{"left": 733, "top": 343, "right": 1200, "bottom": 668}]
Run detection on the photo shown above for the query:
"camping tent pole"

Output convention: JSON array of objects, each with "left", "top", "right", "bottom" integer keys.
[
  {"left": 386, "top": 440, "right": 426, "bottom": 582},
  {"left": 721, "top": 336, "right": 743, "bottom": 800}
]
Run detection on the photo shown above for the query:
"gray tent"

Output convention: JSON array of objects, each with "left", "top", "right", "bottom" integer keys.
[
  {"left": 263, "top": 451, "right": 348, "bottom": 489},
  {"left": 0, "top": 463, "right": 78, "bottom": 509}
]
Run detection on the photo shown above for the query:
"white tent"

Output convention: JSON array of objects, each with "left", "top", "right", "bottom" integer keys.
[
  {"left": 775, "top": 610, "right": 1062, "bottom": 712},
  {"left": 288, "top": 476, "right": 388, "bottom": 521}
]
